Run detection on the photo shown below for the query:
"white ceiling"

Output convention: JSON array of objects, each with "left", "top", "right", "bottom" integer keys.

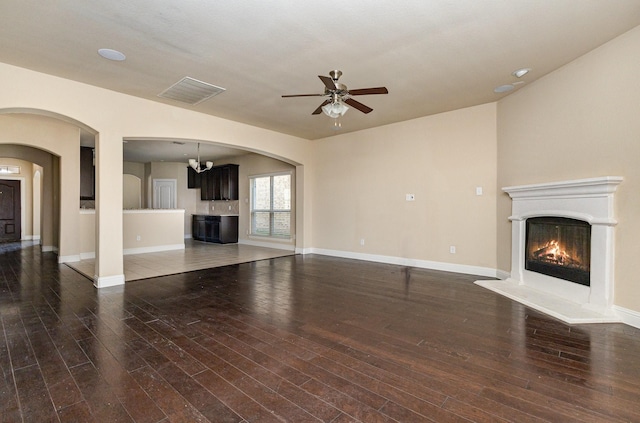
[
  {"left": 2, "top": 0, "right": 640, "bottom": 149},
  {"left": 121, "top": 139, "right": 249, "bottom": 164}
]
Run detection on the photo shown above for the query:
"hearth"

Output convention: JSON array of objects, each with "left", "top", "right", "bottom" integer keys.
[{"left": 525, "top": 217, "right": 591, "bottom": 286}]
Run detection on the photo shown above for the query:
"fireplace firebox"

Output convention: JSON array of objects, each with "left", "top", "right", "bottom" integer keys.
[{"left": 525, "top": 217, "right": 591, "bottom": 286}]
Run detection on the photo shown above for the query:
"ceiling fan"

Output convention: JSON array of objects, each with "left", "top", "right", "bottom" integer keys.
[{"left": 282, "top": 70, "right": 388, "bottom": 117}]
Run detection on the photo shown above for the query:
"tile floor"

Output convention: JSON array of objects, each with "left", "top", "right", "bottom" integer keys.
[{"left": 66, "top": 240, "right": 295, "bottom": 281}]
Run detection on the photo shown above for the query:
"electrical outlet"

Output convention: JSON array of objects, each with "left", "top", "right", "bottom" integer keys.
[
  {"left": 450, "top": 245, "right": 456, "bottom": 254},
  {"left": 406, "top": 194, "right": 415, "bottom": 201},
  {"left": 360, "top": 238, "right": 365, "bottom": 246},
  {"left": 476, "top": 187, "right": 483, "bottom": 196},
  {"left": 136, "top": 235, "right": 141, "bottom": 241}
]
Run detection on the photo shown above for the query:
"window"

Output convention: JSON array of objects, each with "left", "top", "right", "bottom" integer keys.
[{"left": 250, "top": 173, "right": 291, "bottom": 238}]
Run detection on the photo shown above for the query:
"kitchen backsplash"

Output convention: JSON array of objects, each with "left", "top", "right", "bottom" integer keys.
[{"left": 197, "top": 200, "right": 240, "bottom": 215}]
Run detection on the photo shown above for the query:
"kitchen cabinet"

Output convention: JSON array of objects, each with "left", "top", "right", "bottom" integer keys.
[
  {"left": 198, "top": 164, "right": 239, "bottom": 201},
  {"left": 80, "top": 147, "right": 95, "bottom": 200},
  {"left": 220, "top": 164, "right": 239, "bottom": 201},
  {"left": 192, "top": 215, "right": 238, "bottom": 243},
  {"left": 187, "top": 166, "right": 201, "bottom": 189}
]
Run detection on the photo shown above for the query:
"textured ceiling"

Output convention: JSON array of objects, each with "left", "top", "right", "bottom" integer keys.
[{"left": 1, "top": 0, "right": 640, "bottom": 143}]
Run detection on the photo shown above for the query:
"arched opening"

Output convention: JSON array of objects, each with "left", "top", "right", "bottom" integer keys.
[
  {"left": 0, "top": 109, "right": 307, "bottom": 285},
  {"left": 0, "top": 146, "right": 58, "bottom": 251}
]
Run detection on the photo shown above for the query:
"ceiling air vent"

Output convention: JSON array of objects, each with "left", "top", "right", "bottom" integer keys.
[{"left": 158, "top": 77, "right": 225, "bottom": 105}]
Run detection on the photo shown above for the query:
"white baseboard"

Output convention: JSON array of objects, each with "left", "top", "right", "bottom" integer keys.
[
  {"left": 94, "top": 274, "right": 125, "bottom": 288},
  {"left": 613, "top": 305, "right": 640, "bottom": 329},
  {"left": 80, "top": 252, "right": 96, "bottom": 260},
  {"left": 41, "top": 245, "right": 55, "bottom": 252},
  {"left": 309, "top": 248, "right": 500, "bottom": 278},
  {"left": 239, "top": 239, "right": 296, "bottom": 251}
]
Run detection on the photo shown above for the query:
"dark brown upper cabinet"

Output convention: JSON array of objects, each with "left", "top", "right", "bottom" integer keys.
[
  {"left": 196, "top": 164, "right": 239, "bottom": 201},
  {"left": 80, "top": 147, "right": 95, "bottom": 200}
]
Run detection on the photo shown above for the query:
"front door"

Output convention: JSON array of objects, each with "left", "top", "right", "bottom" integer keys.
[{"left": 0, "top": 180, "right": 21, "bottom": 242}]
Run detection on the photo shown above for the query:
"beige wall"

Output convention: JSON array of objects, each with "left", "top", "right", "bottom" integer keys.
[
  {"left": 0, "top": 62, "right": 311, "bottom": 284},
  {"left": 0, "top": 116, "right": 79, "bottom": 256},
  {"left": 497, "top": 26, "right": 640, "bottom": 311},
  {"left": 123, "top": 161, "right": 145, "bottom": 180},
  {"left": 123, "top": 174, "right": 142, "bottom": 209},
  {"left": 312, "top": 103, "right": 498, "bottom": 270},
  {"left": 80, "top": 210, "right": 184, "bottom": 255},
  {"left": 147, "top": 161, "right": 198, "bottom": 235},
  {"left": 123, "top": 160, "right": 145, "bottom": 207}
]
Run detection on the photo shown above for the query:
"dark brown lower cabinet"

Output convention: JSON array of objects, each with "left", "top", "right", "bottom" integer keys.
[{"left": 192, "top": 215, "right": 238, "bottom": 243}]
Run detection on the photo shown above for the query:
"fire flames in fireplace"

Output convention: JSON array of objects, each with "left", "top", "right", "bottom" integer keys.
[{"left": 531, "top": 240, "right": 581, "bottom": 268}]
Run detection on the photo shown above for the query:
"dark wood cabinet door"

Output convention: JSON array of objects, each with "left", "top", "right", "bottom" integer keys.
[
  {"left": 187, "top": 167, "right": 201, "bottom": 189},
  {"left": 220, "top": 164, "right": 239, "bottom": 200},
  {"left": 212, "top": 167, "right": 222, "bottom": 200},
  {"left": 200, "top": 170, "right": 212, "bottom": 200},
  {"left": 219, "top": 216, "right": 238, "bottom": 243},
  {"left": 192, "top": 216, "right": 206, "bottom": 240}
]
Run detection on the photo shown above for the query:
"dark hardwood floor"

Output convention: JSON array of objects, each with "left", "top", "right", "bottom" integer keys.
[{"left": 2, "top": 242, "right": 640, "bottom": 422}]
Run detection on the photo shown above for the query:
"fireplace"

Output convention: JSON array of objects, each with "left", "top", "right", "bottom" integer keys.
[
  {"left": 525, "top": 217, "right": 591, "bottom": 286},
  {"left": 475, "top": 177, "right": 623, "bottom": 324}
]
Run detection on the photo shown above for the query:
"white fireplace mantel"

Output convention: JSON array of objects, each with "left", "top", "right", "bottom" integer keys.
[{"left": 476, "top": 176, "right": 623, "bottom": 324}]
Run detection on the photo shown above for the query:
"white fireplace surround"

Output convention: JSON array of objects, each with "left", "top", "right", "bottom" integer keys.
[{"left": 476, "top": 176, "right": 623, "bottom": 324}]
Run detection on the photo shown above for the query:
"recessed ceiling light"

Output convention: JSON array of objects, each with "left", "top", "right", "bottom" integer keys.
[
  {"left": 512, "top": 68, "right": 531, "bottom": 78},
  {"left": 98, "top": 48, "right": 126, "bottom": 61},
  {"left": 494, "top": 84, "right": 515, "bottom": 93}
]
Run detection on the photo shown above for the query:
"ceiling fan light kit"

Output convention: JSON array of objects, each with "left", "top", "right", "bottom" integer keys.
[
  {"left": 282, "top": 70, "right": 388, "bottom": 119},
  {"left": 322, "top": 101, "right": 349, "bottom": 118}
]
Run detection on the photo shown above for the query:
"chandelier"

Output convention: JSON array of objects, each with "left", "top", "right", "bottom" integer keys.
[{"left": 188, "top": 143, "right": 213, "bottom": 173}]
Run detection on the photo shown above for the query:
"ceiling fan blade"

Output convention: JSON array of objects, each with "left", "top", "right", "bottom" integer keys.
[
  {"left": 312, "top": 99, "right": 331, "bottom": 115},
  {"left": 348, "top": 87, "right": 388, "bottom": 96},
  {"left": 344, "top": 98, "right": 373, "bottom": 114},
  {"left": 282, "top": 93, "right": 325, "bottom": 97},
  {"left": 318, "top": 75, "right": 337, "bottom": 91}
]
